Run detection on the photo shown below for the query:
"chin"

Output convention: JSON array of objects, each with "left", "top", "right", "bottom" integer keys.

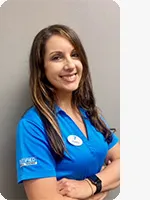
[
  {"left": 63, "top": 84, "right": 79, "bottom": 92},
  {"left": 65, "top": 87, "right": 79, "bottom": 92}
]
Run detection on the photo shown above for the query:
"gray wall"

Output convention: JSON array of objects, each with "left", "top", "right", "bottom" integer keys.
[{"left": 0, "top": 0, "right": 120, "bottom": 199}]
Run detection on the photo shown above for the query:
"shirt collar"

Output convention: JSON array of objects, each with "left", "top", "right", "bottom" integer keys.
[
  {"left": 55, "top": 104, "right": 87, "bottom": 118},
  {"left": 55, "top": 105, "right": 63, "bottom": 114}
]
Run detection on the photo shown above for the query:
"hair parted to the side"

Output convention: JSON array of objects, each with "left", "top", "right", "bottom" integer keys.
[{"left": 29, "top": 24, "right": 113, "bottom": 160}]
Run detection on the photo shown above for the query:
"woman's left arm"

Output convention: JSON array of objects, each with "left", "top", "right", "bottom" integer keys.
[
  {"left": 58, "top": 143, "right": 120, "bottom": 199},
  {"left": 84, "top": 143, "right": 120, "bottom": 200},
  {"left": 94, "top": 142, "right": 120, "bottom": 193}
]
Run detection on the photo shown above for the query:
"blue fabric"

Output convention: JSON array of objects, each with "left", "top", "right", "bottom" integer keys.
[{"left": 16, "top": 106, "right": 119, "bottom": 183}]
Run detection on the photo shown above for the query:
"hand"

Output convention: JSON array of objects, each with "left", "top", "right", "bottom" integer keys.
[
  {"left": 57, "top": 178, "right": 93, "bottom": 199},
  {"left": 101, "top": 160, "right": 111, "bottom": 171}
]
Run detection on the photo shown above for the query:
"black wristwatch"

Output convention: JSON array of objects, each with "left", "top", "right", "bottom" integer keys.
[{"left": 87, "top": 175, "right": 102, "bottom": 194}]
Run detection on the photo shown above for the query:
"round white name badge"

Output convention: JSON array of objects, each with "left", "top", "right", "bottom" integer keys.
[{"left": 67, "top": 135, "right": 83, "bottom": 146}]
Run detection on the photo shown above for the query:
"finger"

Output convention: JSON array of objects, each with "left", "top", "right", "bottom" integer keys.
[
  {"left": 58, "top": 187, "right": 68, "bottom": 196},
  {"left": 59, "top": 186, "right": 73, "bottom": 198},
  {"left": 57, "top": 180, "right": 70, "bottom": 195},
  {"left": 57, "top": 178, "right": 68, "bottom": 190},
  {"left": 90, "top": 192, "right": 108, "bottom": 200},
  {"left": 57, "top": 181, "right": 64, "bottom": 191},
  {"left": 108, "top": 160, "right": 111, "bottom": 165},
  {"left": 100, "top": 192, "right": 109, "bottom": 200},
  {"left": 99, "top": 195, "right": 106, "bottom": 200},
  {"left": 57, "top": 184, "right": 63, "bottom": 192},
  {"left": 58, "top": 178, "right": 67, "bottom": 184},
  {"left": 101, "top": 166, "right": 105, "bottom": 171}
]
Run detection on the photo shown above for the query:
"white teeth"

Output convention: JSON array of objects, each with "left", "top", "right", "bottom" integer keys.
[{"left": 61, "top": 74, "right": 76, "bottom": 82}]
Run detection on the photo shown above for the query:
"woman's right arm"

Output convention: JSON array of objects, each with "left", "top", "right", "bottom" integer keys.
[
  {"left": 16, "top": 118, "right": 78, "bottom": 200},
  {"left": 24, "top": 177, "right": 79, "bottom": 200}
]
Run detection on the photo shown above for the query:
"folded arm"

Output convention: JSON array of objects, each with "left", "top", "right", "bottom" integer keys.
[
  {"left": 23, "top": 142, "right": 119, "bottom": 200},
  {"left": 58, "top": 143, "right": 120, "bottom": 200},
  {"left": 94, "top": 143, "right": 120, "bottom": 193},
  {"left": 24, "top": 177, "right": 80, "bottom": 200},
  {"left": 85, "top": 156, "right": 120, "bottom": 200}
]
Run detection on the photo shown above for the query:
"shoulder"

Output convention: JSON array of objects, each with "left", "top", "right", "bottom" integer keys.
[
  {"left": 20, "top": 106, "right": 42, "bottom": 124},
  {"left": 17, "top": 106, "right": 45, "bottom": 137},
  {"left": 22, "top": 106, "right": 41, "bottom": 121}
]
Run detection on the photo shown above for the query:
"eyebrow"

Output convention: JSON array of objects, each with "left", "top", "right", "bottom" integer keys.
[
  {"left": 48, "top": 51, "right": 61, "bottom": 56},
  {"left": 48, "top": 49, "right": 76, "bottom": 56}
]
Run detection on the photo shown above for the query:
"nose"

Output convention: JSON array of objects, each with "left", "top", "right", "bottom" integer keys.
[{"left": 64, "top": 57, "right": 75, "bottom": 71}]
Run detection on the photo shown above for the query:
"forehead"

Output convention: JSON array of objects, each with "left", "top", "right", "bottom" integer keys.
[{"left": 45, "top": 35, "right": 74, "bottom": 54}]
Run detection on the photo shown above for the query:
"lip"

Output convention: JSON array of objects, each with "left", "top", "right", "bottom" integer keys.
[{"left": 60, "top": 73, "right": 77, "bottom": 77}]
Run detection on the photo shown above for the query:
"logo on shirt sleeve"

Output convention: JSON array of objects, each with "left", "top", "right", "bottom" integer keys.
[{"left": 19, "top": 157, "right": 37, "bottom": 167}]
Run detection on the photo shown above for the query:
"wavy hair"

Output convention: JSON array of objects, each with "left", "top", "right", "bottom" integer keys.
[{"left": 29, "top": 24, "right": 113, "bottom": 160}]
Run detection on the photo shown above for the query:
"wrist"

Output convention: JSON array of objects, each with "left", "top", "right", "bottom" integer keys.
[
  {"left": 90, "top": 181, "right": 97, "bottom": 194},
  {"left": 85, "top": 179, "right": 96, "bottom": 195},
  {"left": 87, "top": 175, "right": 102, "bottom": 195}
]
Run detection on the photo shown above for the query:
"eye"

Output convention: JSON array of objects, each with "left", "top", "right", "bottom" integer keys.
[
  {"left": 71, "top": 51, "right": 79, "bottom": 58},
  {"left": 51, "top": 54, "right": 63, "bottom": 61}
]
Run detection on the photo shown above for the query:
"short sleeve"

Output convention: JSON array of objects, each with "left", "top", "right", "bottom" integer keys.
[
  {"left": 100, "top": 115, "right": 119, "bottom": 150},
  {"left": 16, "top": 118, "right": 56, "bottom": 184},
  {"left": 108, "top": 133, "right": 119, "bottom": 150}
]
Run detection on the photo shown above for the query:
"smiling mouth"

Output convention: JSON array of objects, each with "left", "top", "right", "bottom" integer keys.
[
  {"left": 60, "top": 73, "right": 77, "bottom": 77},
  {"left": 60, "top": 73, "right": 77, "bottom": 82}
]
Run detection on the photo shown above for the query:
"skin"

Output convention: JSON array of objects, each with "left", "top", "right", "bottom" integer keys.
[
  {"left": 44, "top": 35, "right": 83, "bottom": 102},
  {"left": 57, "top": 145, "right": 120, "bottom": 199},
  {"left": 24, "top": 35, "right": 120, "bottom": 200}
]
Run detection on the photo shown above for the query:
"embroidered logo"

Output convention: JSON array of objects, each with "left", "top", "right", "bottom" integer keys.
[{"left": 19, "top": 157, "right": 37, "bottom": 167}]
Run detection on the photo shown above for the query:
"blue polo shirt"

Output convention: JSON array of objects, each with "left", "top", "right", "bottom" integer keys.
[{"left": 16, "top": 106, "right": 119, "bottom": 184}]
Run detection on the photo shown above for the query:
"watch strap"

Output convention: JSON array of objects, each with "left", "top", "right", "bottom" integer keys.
[{"left": 87, "top": 175, "right": 102, "bottom": 194}]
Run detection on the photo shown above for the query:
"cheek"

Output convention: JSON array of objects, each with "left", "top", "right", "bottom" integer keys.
[
  {"left": 80, "top": 65, "right": 83, "bottom": 73},
  {"left": 45, "top": 64, "right": 59, "bottom": 78},
  {"left": 76, "top": 61, "right": 83, "bottom": 73},
  {"left": 45, "top": 73, "right": 53, "bottom": 83},
  {"left": 45, "top": 68, "right": 58, "bottom": 84},
  {"left": 79, "top": 64, "right": 83, "bottom": 77}
]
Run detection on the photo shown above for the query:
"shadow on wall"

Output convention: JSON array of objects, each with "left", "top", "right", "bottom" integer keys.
[{"left": 0, "top": 83, "right": 31, "bottom": 199}]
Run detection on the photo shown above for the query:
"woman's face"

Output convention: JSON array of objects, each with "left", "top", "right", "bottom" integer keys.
[{"left": 44, "top": 35, "right": 83, "bottom": 95}]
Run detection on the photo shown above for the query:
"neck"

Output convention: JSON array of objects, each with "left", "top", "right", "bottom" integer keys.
[{"left": 56, "top": 91, "right": 75, "bottom": 113}]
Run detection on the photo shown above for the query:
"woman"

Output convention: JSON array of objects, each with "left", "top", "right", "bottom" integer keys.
[{"left": 16, "top": 24, "right": 120, "bottom": 200}]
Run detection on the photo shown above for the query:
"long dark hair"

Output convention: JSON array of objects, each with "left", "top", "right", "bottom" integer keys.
[{"left": 29, "top": 24, "right": 113, "bottom": 160}]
